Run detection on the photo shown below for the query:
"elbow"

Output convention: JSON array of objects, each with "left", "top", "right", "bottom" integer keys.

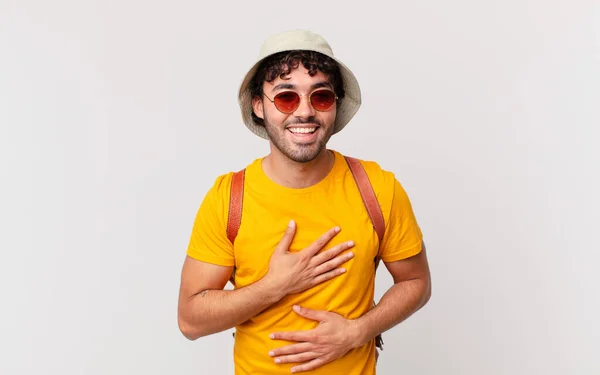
[
  {"left": 178, "top": 319, "right": 200, "bottom": 341},
  {"left": 422, "top": 287, "right": 432, "bottom": 307},
  {"left": 420, "top": 278, "right": 432, "bottom": 307},
  {"left": 178, "top": 314, "right": 205, "bottom": 341}
]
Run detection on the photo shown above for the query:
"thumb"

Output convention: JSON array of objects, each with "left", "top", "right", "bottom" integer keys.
[
  {"left": 292, "top": 305, "right": 328, "bottom": 322},
  {"left": 275, "top": 220, "right": 296, "bottom": 253}
]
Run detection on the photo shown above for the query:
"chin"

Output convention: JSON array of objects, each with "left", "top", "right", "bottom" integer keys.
[
  {"left": 264, "top": 122, "right": 332, "bottom": 163},
  {"left": 283, "top": 144, "right": 327, "bottom": 163}
]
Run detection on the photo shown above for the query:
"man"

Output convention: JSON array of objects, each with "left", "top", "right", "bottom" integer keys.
[{"left": 177, "top": 29, "right": 431, "bottom": 374}]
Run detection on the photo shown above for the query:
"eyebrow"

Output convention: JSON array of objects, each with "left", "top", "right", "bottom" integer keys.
[{"left": 272, "top": 81, "right": 332, "bottom": 92}]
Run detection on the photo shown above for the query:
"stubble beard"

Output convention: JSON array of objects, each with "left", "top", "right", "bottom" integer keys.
[{"left": 263, "top": 115, "right": 334, "bottom": 163}]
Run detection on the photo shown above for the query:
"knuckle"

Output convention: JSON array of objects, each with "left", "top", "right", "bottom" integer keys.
[
  {"left": 328, "top": 257, "right": 342, "bottom": 267},
  {"left": 330, "top": 248, "right": 340, "bottom": 258},
  {"left": 333, "top": 244, "right": 345, "bottom": 253},
  {"left": 335, "top": 257, "right": 348, "bottom": 267},
  {"left": 313, "top": 265, "right": 324, "bottom": 275},
  {"left": 317, "top": 264, "right": 330, "bottom": 275},
  {"left": 322, "top": 270, "right": 335, "bottom": 279},
  {"left": 328, "top": 261, "right": 340, "bottom": 272}
]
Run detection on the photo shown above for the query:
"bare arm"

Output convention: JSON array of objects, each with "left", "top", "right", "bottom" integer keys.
[
  {"left": 177, "top": 256, "right": 284, "bottom": 340},
  {"left": 352, "top": 241, "right": 432, "bottom": 346},
  {"left": 177, "top": 221, "right": 355, "bottom": 340}
]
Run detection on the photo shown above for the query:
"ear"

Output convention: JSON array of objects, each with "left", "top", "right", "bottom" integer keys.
[{"left": 252, "top": 96, "right": 264, "bottom": 120}]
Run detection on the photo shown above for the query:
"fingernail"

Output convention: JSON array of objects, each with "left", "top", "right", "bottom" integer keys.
[
  {"left": 335, "top": 226, "right": 341, "bottom": 232},
  {"left": 347, "top": 252, "right": 354, "bottom": 259},
  {"left": 270, "top": 333, "right": 275, "bottom": 339},
  {"left": 340, "top": 268, "right": 346, "bottom": 273},
  {"left": 289, "top": 220, "right": 294, "bottom": 227},
  {"left": 275, "top": 358, "right": 281, "bottom": 364},
  {"left": 348, "top": 240, "right": 354, "bottom": 246},
  {"left": 269, "top": 351, "right": 274, "bottom": 356}
]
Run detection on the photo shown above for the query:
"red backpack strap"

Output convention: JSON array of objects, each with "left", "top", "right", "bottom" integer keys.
[
  {"left": 344, "top": 156, "right": 385, "bottom": 255},
  {"left": 227, "top": 169, "right": 245, "bottom": 286},
  {"left": 227, "top": 169, "right": 245, "bottom": 244},
  {"left": 344, "top": 155, "right": 386, "bottom": 352}
]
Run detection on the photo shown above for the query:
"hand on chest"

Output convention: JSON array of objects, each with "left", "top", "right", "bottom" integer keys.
[{"left": 233, "top": 202, "right": 380, "bottom": 285}]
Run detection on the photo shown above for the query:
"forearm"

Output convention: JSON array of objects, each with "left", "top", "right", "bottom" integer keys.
[
  {"left": 179, "top": 277, "right": 284, "bottom": 340},
  {"left": 352, "top": 277, "right": 431, "bottom": 347}
]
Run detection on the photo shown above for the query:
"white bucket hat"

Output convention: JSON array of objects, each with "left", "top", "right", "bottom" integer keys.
[{"left": 238, "top": 29, "right": 361, "bottom": 139}]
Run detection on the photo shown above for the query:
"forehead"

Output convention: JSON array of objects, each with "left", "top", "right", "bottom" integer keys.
[{"left": 264, "top": 64, "right": 331, "bottom": 92}]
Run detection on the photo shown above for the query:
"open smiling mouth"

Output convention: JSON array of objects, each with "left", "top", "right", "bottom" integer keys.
[{"left": 287, "top": 127, "right": 318, "bottom": 135}]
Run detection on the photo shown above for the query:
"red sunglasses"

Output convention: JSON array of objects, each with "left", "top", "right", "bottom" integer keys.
[{"left": 263, "top": 88, "right": 338, "bottom": 114}]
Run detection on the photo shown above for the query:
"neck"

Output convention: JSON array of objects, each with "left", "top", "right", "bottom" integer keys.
[{"left": 262, "top": 147, "right": 334, "bottom": 189}]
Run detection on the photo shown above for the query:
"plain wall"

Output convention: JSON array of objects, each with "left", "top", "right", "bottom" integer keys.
[{"left": 1, "top": 1, "right": 598, "bottom": 374}]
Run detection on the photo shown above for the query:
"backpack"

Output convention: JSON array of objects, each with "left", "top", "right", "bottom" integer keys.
[{"left": 225, "top": 155, "right": 385, "bottom": 353}]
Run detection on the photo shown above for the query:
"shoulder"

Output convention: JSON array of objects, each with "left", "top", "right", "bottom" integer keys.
[
  {"left": 337, "top": 152, "right": 405, "bottom": 223},
  {"left": 206, "top": 157, "right": 258, "bottom": 197},
  {"left": 338, "top": 151, "right": 397, "bottom": 193},
  {"left": 199, "top": 169, "right": 240, "bottom": 215},
  {"left": 202, "top": 157, "right": 260, "bottom": 208},
  {"left": 207, "top": 171, "right": 235, "bottom": 199}
]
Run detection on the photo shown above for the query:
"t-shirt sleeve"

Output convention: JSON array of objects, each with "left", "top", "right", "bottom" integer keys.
[
  {"left": 379, "top": 178, "right": 424, "bottom": 263},
  {"left": 186, "top": 173, "right": 235, "bottom": 267}
]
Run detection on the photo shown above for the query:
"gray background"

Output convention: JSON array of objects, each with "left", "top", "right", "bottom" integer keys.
[{"left": 1, "top": 0, "right": 598, "bottom": 374}]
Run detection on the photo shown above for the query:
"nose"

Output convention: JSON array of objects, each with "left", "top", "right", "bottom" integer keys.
[{"left": 292, "top": 94, "right": 315, "bottom": 118}]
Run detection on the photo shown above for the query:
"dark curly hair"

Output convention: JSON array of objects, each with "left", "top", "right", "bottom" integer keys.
[{"left": 249, "top": 50, "right": 345, "bottom": 126}]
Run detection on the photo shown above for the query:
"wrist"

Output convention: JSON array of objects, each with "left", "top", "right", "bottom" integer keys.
[
  {"left": 258, "top": 274, "right": 287, "bottom": 303},
  {"left": 348, "top": 318, "right": 370, "bottom": 349}
]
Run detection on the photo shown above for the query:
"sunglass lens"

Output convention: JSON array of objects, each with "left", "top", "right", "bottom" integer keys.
[
  {"left": 273, "top": 92, "right": 300, "bottom": 113},
  {"left": 310, "top": 90, "right": 336, "bottom": 111}
]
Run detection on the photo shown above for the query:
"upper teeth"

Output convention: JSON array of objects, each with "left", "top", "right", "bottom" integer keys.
[{"left": 290, "top": 128, "right": 316, "bottom": 134}]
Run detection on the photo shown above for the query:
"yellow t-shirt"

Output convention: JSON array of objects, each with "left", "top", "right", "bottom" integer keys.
[{"left": 187, "top": 150, "right": 423, "bottom": 375}]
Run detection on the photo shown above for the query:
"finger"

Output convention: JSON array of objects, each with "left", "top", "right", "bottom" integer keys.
[
  {"left": 292, "top": 305, "right": 330, "bottom": 322},
  {"left": 291, "top": 357, "right": 329, "bottom": 373},
  {"left": 304, "top": 226, "right": 341, "bottom": 256},
  {"left": 311, "top": 240, "right": 354, "bottom": 266},
  {"left": 270, "top": 329, "right": 314, "bottom": 342},
  {"left": 274, "top": 220, "right": 296, "bottom": 254},
  {"left": 312, "top": 246, "right": 354, "bottom": 276},
  {"left": 311, "top": 267, "right": 347, "bottom": 286},
  {"left": 313, "top": 252, "right": 354, "bottom": 277},
  {"left": 274, "top": 351, "right": 320, "bottom": 365},
  {"left": 268, "top": 342, "right": 313, "bottom": 357}
]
